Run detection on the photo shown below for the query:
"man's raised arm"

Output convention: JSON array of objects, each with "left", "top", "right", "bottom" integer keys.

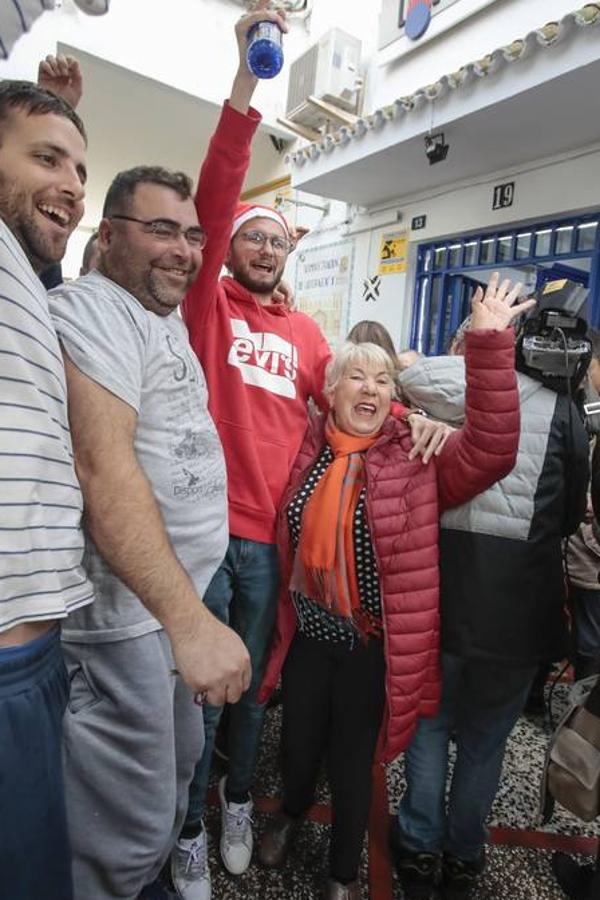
[{"left": 181, "top": 2, "right": 287, "bottom": 335}]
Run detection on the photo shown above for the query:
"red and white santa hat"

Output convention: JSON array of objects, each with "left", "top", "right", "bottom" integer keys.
[{"left": 231, "top": 203, "right": 290, "bottom": 239}]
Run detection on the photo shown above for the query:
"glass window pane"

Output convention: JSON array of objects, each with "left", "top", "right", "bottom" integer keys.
[
  {"left": 464, "top": 241, "right": 478, "bottom": 266},
  {"left": 496, "top": 236, "right": 512, "bottom": 263},
  {"left": 448, "top": 244, "right": 462, "bottom": 268},
  {"left": 480, "top": 239, "right": 494, "bottom": 264},
  {"left": 577, "top": 221, "right": 598, "bottom": 252},
  {"left": 555, "top": 226, "right": 574, "bottom": 255},
  {"left": 416, "top": 278, "right": 429, "bottom": 353},
  {"left": 460, "top": 281, "right": 474, "bottom": 323},
  {"left": 423, "top": 249, "right": 433, "bottom": 272},
  {"left": 434, "top": 246, "right": 446, "bottom": 269},
  {"left": 441, "top": 294, "right": 453, "bottom": 351},
  {"left": 428, "top": 277, "right": 442, "bottom": 353},
  {"left": 516, "top": 232, "right": 532, "bottom": 259},
  {"left": 534, "top": 229, "right": 552, "bottom": 257}
]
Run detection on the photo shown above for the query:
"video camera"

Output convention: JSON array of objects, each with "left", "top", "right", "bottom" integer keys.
[{"left": 516, "top": 278, "right": 591, "bottom": 394}]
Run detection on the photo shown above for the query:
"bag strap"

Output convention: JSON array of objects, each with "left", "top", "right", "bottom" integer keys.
[
  {"left": 539, "top": 676, "right": 600, "bottom": 825},
  {"left": 585, "top": 676, "right": 600, "bottom": 717}
]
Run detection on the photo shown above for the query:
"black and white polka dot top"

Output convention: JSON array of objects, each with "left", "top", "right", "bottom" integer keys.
[{"left": 287, "top": 445, "right": 382, "bottom": 645}]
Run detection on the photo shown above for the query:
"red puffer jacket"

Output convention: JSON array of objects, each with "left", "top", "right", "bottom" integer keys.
[{"left": 258, "top": 329, "right": 520, "bottom": 762}]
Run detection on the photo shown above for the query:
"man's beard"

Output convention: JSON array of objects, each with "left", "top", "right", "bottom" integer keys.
[
  {"left": 232, "top": 267, "right": 282, "bottom": 296},
  {"left": 101, "top": 260, "right": 195, "bottom": 316},
  {"left": 0, "top": 175, "right": 66, "bottom": 272},
  {"left": 146, "top": 266, "right": 196, "bottom": 313}
]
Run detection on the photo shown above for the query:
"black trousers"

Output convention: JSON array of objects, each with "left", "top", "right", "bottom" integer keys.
[{"left": 281, "top": 631, "right": 386, "bottom": 882}]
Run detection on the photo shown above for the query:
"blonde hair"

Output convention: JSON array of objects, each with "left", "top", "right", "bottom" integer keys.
[{"left": 325, "top": 341, "right": 396, "bottom": 397}]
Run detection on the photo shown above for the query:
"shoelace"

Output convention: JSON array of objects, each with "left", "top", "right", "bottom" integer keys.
[
  {"left": 224, "top": 805, "right": 253, "bottom": 845},
  {"left": 183, "top": 836, "right": 209, "bottom": 879}
]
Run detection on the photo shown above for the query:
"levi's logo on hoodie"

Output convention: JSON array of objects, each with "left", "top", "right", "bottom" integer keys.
[{"left": 227, "top": 318, "right": 298, "bottom": 399}]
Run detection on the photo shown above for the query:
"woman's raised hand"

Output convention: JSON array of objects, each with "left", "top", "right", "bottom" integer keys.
[{"left": 470, "top": 271, "right": 536, "bottom": 332}]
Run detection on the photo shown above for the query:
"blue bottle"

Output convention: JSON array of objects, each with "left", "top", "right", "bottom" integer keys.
[{"left": 246, "top": 21, "right": 284, "bottom": 79}]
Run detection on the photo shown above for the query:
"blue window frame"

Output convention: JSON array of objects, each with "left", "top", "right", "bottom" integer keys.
[{"left": 410, "top": 214, "right": 600, "bottom": 355}]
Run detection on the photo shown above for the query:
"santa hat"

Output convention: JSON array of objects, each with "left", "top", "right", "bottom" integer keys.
[{"left": 231, "top": 203, "right": 290, "bottom": 239}]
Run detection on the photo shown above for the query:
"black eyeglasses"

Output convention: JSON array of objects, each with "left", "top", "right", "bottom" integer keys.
[
  {"left": 109, "top": 215, "right": 207, "bottom": 249},
  {"left": 238, "top": 229, "right": 291, "bottom": 254}
]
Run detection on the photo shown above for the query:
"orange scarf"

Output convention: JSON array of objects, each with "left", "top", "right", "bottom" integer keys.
[{"left": 290, "top": 417, "right": 379, "bottom": 623}]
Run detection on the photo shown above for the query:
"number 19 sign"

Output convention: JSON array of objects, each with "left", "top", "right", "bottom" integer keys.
[{"left": 492, "top": 181, "right": 515, "bottom": 210}]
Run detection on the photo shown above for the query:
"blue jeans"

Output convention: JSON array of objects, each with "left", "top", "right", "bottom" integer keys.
[
  {"left": 185, "top": 537, "right": 280, "bottom": 827},
  {"left": 397, "top": 653, "right": 536, "bottom": 862},
  {"left": 0, "top": 627, "right": 72, "bottom": 900},
  {"left": 571, "top": 586, "right": 600, "bottom": 661}
]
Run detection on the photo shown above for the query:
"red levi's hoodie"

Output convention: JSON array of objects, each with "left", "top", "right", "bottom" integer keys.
[{"left": 182, "top": 101, "right": 332, "bottom": 544}]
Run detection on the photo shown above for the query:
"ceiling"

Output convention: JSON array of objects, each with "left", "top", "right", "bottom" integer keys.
[{"left": 292, "top": 56, "right": 600, "bottom": 207}]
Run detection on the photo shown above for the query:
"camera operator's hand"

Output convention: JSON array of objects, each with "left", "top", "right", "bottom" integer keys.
[{"left": 470, "top": 271, "right": 535, "bottom": 332}]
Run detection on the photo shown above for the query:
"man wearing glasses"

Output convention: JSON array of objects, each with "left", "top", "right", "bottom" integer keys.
[{"left": 45, "top": 10, "right": 276, "bottom": 898}]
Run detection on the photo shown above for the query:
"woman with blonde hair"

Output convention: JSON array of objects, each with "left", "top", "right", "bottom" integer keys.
[{"left": 258, "top": 277, "right": 533, "bottom": 899}]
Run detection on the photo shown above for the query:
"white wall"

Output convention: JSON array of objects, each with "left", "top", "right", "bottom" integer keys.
[
  {"left": 3, "top": 0, "right": 571, "bottom": 130},
  {"left": 4, "top": 0, "right": 595, "bottom": 307},
  {"left": 2, "top": 1, "right": 244, "bottom": 107},
  {"left": 0, "top": 0, "right": 313, "bottom": 131},
  {"left": 387, "top": 143, "right": 600, "bottom": 247},
  {"left": 372, "top": 0, "right": 584, "bottom": 102},
  {"left": 270, "top": 0, "right": 600, "bottom": 350},
  {"left": 371, "top": 142, "right": 600, "bottom": 346},
  {"left": 271, "top": 140, "right": 600, "bottom": 350}
]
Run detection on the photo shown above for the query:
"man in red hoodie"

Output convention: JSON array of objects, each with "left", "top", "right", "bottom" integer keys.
[
  {"left": 177, "top": 9, "right": 444, "bottom": 895},
  {"left": 177, "top": 48, "right": 333, "bottom": 899},
  {"left": 172, "top": 2, "right": 322, "bottom": 893}
]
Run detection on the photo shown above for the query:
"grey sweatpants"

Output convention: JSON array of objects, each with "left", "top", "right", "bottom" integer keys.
[{"left": 62, "top": 630, "right": 204, "bottom": 900}]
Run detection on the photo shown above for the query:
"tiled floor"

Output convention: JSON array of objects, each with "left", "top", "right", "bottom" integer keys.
[{"left": 165, "top": 681, "right": 600, "bottom": 898}]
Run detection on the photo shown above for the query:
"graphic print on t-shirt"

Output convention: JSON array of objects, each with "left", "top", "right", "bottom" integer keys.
[
  {"left": 164, "top": 327, "right": 227, "bottom": 504},
  {"left": 227, "top": 318, "right": 298, "bottom": 399}
]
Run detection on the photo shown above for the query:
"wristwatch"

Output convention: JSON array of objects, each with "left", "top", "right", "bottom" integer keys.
[{"left": 403, "top": 407, "right": 428, "bottom": 421}]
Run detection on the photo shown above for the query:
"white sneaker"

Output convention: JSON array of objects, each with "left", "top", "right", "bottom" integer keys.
[
  {"left": 218, "top": 775, "right": 253, "bottom": 875},
  {"left": 171, "top": 827, "right": 211, "bottom": 900}
]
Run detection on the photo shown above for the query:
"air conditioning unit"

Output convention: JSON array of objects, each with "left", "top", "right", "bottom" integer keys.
[{"left": 285, "top": 28, "right": 362, "bottom": 131}]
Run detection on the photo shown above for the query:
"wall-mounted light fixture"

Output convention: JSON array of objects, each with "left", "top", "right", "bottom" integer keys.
[{"left": 424, "top": 132, "right": 449, "bottom": 164}]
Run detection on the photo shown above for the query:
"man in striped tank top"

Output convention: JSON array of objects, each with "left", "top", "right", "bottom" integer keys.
[{"left": 0, "top": 79, "right": 92, "bottom": 900}]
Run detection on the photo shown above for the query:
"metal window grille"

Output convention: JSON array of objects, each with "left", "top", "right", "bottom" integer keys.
[{"left": 410, "top": 214, "right": 600, "bottom": 355}]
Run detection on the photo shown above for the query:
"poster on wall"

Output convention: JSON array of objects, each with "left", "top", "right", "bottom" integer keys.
[
  {"left": 295, "top": 239, "right": 355, "bottom": 345},
  {"left": 378, "top": 231, "right": 408, "bottom": 275}
]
